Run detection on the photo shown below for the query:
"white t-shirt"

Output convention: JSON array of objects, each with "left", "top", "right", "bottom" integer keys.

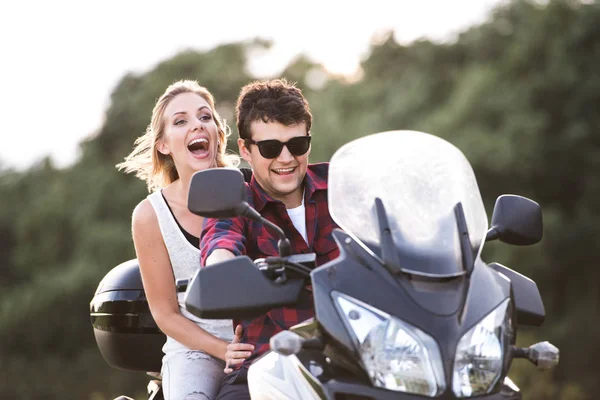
[{"left": 286, "top": 200, "right": 308, "bottom": 244}]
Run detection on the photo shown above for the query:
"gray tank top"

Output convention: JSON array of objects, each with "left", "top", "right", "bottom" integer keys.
[{"left": 147, "top": 191, "right": 233, "bottom": 352}]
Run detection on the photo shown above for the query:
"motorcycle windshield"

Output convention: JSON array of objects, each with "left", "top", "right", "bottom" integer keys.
[{"left": 328, "top": 131, "right": 488, "bottom": 277}]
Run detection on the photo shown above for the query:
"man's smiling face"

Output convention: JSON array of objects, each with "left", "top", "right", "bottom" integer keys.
[{"left": 238, "top": 120, "right": 310, "bottom": 208}]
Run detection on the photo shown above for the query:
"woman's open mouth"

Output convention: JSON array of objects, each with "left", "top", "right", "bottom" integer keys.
[{"left": 187, "top": 137, "right": 210, "bottom": 159}]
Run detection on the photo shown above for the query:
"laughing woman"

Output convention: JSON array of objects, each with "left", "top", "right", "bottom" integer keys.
[{"left": 117, "top": 80, "right": 252, "bottom": 400}]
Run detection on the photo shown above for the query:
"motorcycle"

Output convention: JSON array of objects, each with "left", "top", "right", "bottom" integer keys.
[{"left": 183, "top": 130, "right": 559, "bottom": 399}]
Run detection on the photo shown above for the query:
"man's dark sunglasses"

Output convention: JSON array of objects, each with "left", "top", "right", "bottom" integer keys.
[{"left": 246, "top": 136, "right": 312, "bottom": 159}]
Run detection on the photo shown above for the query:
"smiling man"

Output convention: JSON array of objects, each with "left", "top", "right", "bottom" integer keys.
[{"left": 200, "top": 78, "right": 340, "bottom": 400}]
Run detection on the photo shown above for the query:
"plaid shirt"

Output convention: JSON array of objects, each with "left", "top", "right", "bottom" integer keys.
[{"left": 200, "top": 162, "right": 340, "bottom": 366}]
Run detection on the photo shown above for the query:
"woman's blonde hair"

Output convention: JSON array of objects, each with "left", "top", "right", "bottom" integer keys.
[{"left": 116, "top": 80, "right": 238, "bottom": 192}]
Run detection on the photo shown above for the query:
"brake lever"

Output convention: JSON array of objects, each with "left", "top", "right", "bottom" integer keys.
[
  {"left": 274, "top": 269, "right": 288, "bottom": 284},
  {"left": 257, "top": 260, "right": 286, "bottom": 282}
]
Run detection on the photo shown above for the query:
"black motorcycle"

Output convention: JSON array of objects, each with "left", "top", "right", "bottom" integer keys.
[{"left": 182, "top": 130, "right": 559, "bottom": 399}]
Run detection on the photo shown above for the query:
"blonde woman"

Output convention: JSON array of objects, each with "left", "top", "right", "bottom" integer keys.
[{"left": 117, "top": 80, "right": 253, "bottom": 400}]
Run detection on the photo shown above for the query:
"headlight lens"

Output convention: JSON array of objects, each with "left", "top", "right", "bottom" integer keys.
[
  {"left": 333, "top": 291, "right": 445, "bottom": 396},
  {"left": 452, "top": 298, "right": 510, "bottom": 397}
]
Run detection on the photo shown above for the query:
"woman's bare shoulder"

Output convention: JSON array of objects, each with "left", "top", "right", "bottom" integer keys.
[{"left": 132, "top": 198, "right": 159, "bottom": 233}]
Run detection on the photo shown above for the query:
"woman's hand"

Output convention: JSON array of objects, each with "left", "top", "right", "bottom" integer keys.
[{"left": 224, "top": 325, "right": 254, "bottom": 373}]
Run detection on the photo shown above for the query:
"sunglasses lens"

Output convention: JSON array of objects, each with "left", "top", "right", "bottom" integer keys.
[
  {"left": 254, "top": 136, "right": 311, "bottom": 159},
  {"left": 257, "top": 140, "right": 284, "bottom": 159},
  {"left": 287, "top": 136, "right": 311, "bottom": 156}
]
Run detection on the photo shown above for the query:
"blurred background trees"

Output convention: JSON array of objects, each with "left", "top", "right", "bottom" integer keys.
[{"left": 0, "top": 0, "right": 598, "bottom": 398}]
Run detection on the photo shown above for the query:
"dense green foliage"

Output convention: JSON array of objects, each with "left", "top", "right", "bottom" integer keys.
[{"left": 1, "top": 1, "right": 598, "bottom": 398}]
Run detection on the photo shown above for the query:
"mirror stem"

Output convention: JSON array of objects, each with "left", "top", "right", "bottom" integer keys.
[
  {"left": 277, "top": 238, "right": 292, "bottom": 257},
  {"left": 485, "top": 227, "right": 499, "bottom": 242},
  {"left": 259, "top": 217, "right": 291, "bottom": 257},
  {"left": 240, "top": 204, "right": 291, "bottom": 256}
]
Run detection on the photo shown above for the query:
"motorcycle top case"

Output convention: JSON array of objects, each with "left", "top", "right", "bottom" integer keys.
[{"left": 90, "top": 259, "right": 165, "bottom": 372}]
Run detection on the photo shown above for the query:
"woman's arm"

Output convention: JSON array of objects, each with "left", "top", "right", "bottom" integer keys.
[{"left": 131, "top": 199, "right": 231, "bottom": 361}]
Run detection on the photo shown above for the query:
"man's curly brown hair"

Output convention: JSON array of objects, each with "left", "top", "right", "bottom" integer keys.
[{"left": 235, "top": 78, "right": 312, "bottom": 143}]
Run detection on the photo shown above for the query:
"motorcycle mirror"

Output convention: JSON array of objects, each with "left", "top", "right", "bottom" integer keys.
[
  {"left": 188, "top": 168, "right": 249, "bottom": 218},
  {"left": 184, "top": 256, "right": 304, "bottom": 320},
  {"left": 486, "top": 195, "right": 543, "bottom": 245},
  {"left": 188, "top": 168, "right": 293, "bottom": 256}
]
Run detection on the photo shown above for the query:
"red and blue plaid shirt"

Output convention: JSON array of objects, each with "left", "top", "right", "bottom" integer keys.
[{"left": 200, "top": 162, "right": 340, "bottom": 366}]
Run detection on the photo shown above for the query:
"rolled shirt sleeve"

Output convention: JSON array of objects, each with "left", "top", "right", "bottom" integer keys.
[{"left": 200, "top": 215, "right": 247, "bottom": 266}]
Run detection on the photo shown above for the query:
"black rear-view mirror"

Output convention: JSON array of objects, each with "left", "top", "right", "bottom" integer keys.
[
  {"left": 486, "top": 195, "right": 543, "bottom": 245},
  {"left": 188, "top": 168, "right": 248, "bottom": 218}
]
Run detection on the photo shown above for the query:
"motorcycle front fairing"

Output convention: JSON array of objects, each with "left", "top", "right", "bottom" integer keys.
[
  {"left": 317, "top": 131, "right": 514, "bottom": 396},
  {"left": 248, "top": 232, "right": 517, "bottom": 399},
  {"left": 248, "top": 132, "right": 520, "bottom": 399},
  {"left": 307, "top": 229, "right": 514, "bottom": 399}
]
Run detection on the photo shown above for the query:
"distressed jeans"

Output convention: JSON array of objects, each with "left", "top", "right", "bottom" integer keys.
[{"left": 161, "top": 344, "right": 226, "bottom": 400}]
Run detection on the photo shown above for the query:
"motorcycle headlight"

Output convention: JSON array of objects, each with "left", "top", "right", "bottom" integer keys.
[
  {"left": 452, "top": 298, "right": 511, "bottom": 397},
  {"left": 333, "top": 291, "right": 445, "bottom": 396}
]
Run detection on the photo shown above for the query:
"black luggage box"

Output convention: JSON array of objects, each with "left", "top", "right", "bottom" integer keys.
[{"left": 90, "top": 259, "right": 165, "bottom": 372}]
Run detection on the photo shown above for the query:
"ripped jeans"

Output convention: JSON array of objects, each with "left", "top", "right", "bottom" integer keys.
[{"left": 161, "top": 337, "right": 227, "bottom": 400}]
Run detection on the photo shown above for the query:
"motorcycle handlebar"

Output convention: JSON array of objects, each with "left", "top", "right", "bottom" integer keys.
[
  {"left": 177, "top": 253, "right": 316, "bottom": 293},
  {"left": 255, "top": 255, "right": 314, "bottom": 281}
]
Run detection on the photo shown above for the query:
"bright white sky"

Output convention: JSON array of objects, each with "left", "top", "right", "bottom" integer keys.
[{"left": 0, "top": 0, "right": 503, "bottom": 170}]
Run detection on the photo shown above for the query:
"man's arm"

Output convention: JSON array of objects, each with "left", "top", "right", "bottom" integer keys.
[
  {"left": 206, "top": 249, "right": 236, "bottom": 265},
  {"left": 199, "top": 205, "right": 253, "bottom": 373},
  {"left": 200, "top": 215, "right": 247, "bottom": 266}
]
